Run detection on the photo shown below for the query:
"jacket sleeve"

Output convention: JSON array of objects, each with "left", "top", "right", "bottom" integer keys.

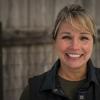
[{"left": 20, "top": 86, "right": 29, "bottom": 100}]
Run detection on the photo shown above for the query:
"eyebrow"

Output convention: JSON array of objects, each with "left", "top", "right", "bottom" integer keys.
[
  {"left": 61, "top": 32, "right": 91, "bottom": 35},
  {"left": 80, "top": 32, "right": 91, "bottom": 36},
  {"left": 60, "top": 32, "right": 71, "bottom": 35}
]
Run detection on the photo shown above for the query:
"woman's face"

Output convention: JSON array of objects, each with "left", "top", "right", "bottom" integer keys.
[{"left": 54, "top": 21, "right": 93, "bottom": 69}]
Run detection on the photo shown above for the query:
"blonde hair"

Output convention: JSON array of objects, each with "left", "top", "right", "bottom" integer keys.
[{"left": 52, "top": 4, "right": 96, "bottom": 40}]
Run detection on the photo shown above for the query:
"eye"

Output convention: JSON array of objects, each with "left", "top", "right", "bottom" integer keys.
[
  {"left": 80, "top": 36, "right": 89, "bottom": 41},
  {"left": 62, "top": 36, "right": 72, "bottom": 40}
]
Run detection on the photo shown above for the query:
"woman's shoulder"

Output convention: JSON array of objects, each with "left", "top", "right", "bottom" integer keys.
[
  {"left": 20, "top": 85, "right": 29, "bottom": 100},
  {"left": 29, "top": 71, "right": 49, "bottom": 83},
  {"left": 20, "top": 71, "right": 49, "bottom": 100}
]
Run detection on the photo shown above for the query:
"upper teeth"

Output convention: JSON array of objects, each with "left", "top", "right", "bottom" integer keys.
[{"left": 68, "top": 54, "right": 81, "bottom": 57}]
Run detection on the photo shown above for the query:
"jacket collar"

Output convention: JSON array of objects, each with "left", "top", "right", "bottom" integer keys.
[
  {"left": 40, "top": 59, "right": 99, "bottom": 91},
  {"left": 87, "top": 60, "right": 99, "bottom": 86},
  {"left": 40, "top": 59, "right": 60, "bottom": 91}
]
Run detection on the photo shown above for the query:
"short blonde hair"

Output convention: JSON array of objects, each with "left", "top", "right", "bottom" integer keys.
[{"left": 52, "top": 4, "right": 96, "bottom": 40}]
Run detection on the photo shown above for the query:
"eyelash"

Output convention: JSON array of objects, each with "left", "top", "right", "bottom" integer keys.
[
  {"left": 62, "top": 36, "right": 72, "bottom": 39},
  {"left": 80, "top": 37, "right": 89, "bottom": 40},
  {"left": 62, "top": 36, "right": 89, "bottom": 40}
]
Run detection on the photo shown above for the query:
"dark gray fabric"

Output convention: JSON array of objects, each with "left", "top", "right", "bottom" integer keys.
[{"left": 20, "top": 59, "right": 100, "bottom": 100}]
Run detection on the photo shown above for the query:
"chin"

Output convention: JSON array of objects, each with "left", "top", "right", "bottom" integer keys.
[{"left": 65, "top": 62, "right": 87, "bottom": 69}]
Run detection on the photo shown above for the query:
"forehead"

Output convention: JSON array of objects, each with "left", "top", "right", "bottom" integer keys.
[{"left": 58, "top": 21, "right": 91, "bottom": 35}]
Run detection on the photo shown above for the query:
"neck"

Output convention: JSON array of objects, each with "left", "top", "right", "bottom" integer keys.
[{"left": 58, "top": 65, "right": 87, "bottom": 81}]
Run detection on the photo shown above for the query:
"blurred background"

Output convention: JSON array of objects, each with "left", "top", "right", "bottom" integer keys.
[{"left": 0, "top": 0, "right": 100, "bottom": 100}]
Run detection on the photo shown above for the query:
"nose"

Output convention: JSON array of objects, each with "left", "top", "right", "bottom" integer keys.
[{"left": 70, "top": 39, "right": 81, "bottom": 50}]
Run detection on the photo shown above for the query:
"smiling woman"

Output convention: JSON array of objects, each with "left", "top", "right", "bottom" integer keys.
[
  {"left": 20, "top": 4, "right": 100, "bottom": 100},
  {"left": 55, "top": 21, "right": 93, "bottom": 80}
]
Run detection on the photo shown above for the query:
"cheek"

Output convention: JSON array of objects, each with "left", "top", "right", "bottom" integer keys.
[
  {"left": 84, "top": 43, "right": 93, "bottom": 54},
  {"left": 55, "top": 41, "right": 68, "bottom": 52}
]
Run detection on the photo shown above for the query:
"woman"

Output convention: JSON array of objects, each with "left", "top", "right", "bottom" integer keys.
[{"left": 20, "top": 4, "right": 100, "bottom": 100}]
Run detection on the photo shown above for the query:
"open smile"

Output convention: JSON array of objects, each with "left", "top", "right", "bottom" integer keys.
[{"left": 65, "top": 53, "right": 83, "bottom": 59}]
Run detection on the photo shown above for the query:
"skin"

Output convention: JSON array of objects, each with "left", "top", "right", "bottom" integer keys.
[{"left": 54, "top": 21, "right": 93, "bottom": 81}]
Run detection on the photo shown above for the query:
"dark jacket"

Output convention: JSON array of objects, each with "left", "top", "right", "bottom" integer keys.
[{"left": 20, "top": 59, "right": 100, "bottom": 100}]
